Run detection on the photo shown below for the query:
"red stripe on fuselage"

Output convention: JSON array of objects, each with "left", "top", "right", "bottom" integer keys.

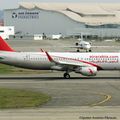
[
  {"left": 43, "top": 52, "right": 103, "bottom": 70},
  {"left": 52, "top": 54, "right": 103, "bottom": 70}
]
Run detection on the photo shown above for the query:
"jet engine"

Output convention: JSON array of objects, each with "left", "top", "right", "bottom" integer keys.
[{"left": 75, "top": 66, "right": 97, "bottom": 76}]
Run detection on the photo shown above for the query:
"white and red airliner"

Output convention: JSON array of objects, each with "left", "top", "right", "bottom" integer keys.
[{"left": 0, "top": 36, "right": 119, "bottom": 78}]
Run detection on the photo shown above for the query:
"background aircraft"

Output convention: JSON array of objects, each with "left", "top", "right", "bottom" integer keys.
[
  {"left": 72, "top": 33, "right": 119, "bottom": 52},
  {"left": 74, "top": 40, "right": 92, "bottom": 52},
  {"left": 73, "top": 39, "right": 119, "bottom": 52},
  {"left": 74, "top": 33, "right": 92, "bottom": 52}
]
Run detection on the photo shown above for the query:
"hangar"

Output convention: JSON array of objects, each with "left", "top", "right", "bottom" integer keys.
[{"left": 4, "top": 3, "right": 120, "bottom": 38}]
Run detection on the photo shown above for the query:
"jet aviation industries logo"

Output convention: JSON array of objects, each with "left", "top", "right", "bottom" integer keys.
[
  {"left": 12, "top": 11, "right": 39, "bottom": 19},
  {"left": 12, "top": 12, "right": 18, "bottom": 18}
]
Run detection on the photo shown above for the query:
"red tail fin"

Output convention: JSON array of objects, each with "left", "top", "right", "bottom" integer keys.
[{"left": 0, "top": 36, "right": 15, "bottom": 52}]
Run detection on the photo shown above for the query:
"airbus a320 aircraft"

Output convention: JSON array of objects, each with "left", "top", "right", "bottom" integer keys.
[{"left": 0, "top": 36, "right": 120, "bottom": 79}]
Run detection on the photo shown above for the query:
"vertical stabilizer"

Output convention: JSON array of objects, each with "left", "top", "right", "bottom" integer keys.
[{"left": 0, "top": 36, "right": 15, "bottom": 52}]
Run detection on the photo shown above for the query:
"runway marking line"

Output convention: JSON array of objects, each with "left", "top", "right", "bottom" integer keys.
[{"left": 89, "top": 92, "right": 112, "bottom": 107}]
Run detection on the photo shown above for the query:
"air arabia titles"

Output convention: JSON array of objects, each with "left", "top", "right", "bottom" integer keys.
[{"left": 89, "top": 55, "right": 119, "bottom": 63}]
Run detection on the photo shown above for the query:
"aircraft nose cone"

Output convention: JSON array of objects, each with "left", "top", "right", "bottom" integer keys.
[{"left": 86, "top": 45, "right": 91, "bottom": 49}]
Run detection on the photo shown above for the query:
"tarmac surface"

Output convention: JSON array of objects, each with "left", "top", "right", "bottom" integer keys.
[
  {"left": 0, "top": 39, "right": 120, "bottom": 119},
  {"left": 0, "top": 71, "right": 120, "bottom": 120},
  {"left": 0, "top": 71, "right": 120, "bottom": 107}
]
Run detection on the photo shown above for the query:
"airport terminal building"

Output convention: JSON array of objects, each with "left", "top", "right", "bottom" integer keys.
[{"left": 4, "top": 3, "right": 120, "bottom": 38}]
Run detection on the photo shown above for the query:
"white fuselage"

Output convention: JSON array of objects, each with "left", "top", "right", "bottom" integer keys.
[
  {"left": 79, "top": 41, "right": 91, "bottom": 50},
  {"left": 0, "top": 51, "right": 120, "bottom": 70}
]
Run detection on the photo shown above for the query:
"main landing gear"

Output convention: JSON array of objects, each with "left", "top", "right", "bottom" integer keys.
[
  {"left": 86, "top": 49, "right": 92, "bottom": 52},
  {"left": 63, "top": 73, "right": 70, "bottom": 79},
  {"left": 89, "top": 49, "right": 92, "bottom": 52},
  {"left": 77, "top": 49, "right": 80, "bottom": 52}
]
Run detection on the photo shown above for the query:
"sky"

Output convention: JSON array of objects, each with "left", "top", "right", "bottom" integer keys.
[{"left": 0, "top": 0, "right": 120, "bottom": 10}]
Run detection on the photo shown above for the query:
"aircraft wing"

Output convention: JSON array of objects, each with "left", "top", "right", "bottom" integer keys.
[
  {"left": 91, "top": 45, "right": 119, "bottom": 48},
  {"left": 68, "top": 45, "right": 83, "bottom": 49},
  {"left": 68, "top": 46, "right": 83, "bottom": 48},
  {"left": 55, "top": 59, "right": 88, "bottom": 67},
  {"left": 68, "top": 45, "right": 119, "bottom": 48},
  {"left": 45, "top": 51, "right": 91, "bottom": 67}
]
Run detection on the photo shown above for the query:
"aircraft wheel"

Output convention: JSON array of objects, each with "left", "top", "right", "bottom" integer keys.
[
  {"left": 75, "top": 43, "right": 78, "bottom": 46},
  {"left": 89, "top": 49, "right": 92, "bottom": 52},
  {"left": 77, "top": 49, "right": 80, "bottom": 52},
  {"left": 64, "top": 73, "right": 70, "bottom": 79}
]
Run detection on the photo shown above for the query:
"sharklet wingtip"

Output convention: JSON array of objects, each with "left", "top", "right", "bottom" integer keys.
[{"left": 45, "top": 51, "right": 54, "bottom": 62}]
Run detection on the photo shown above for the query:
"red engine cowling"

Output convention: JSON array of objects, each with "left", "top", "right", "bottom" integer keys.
[{"left": 75, "top": 66, "right": 97, "bottom": 76}]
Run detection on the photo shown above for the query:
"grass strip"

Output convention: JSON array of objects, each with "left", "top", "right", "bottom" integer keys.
[
  {"left": 0, "top": 64, "right": 51, "bottom": 74},
  {"left": 0, "top": 88, "right": 51, "bottom": 109}
]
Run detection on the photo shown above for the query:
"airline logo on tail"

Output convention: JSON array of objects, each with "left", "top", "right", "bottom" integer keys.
[{"left": 0, "top": 36, "right": 15, "bottom": 52}]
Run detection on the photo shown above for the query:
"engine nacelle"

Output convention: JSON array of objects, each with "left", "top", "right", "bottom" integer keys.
[{"left": 75, "top": 66, "right": 97, "bottom": 76}]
